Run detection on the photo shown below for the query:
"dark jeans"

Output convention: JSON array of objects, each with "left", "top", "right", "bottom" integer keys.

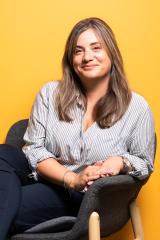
[{"left": 0, "top": 144, "right": 84, "bottom": 240}]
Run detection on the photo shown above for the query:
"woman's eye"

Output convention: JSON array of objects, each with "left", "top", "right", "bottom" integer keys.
[
  {"left": 93, "top": 46, "right": 101, "bottom": 51},
  {"left": 75, "top": 49, "right": 83, "bottom": 54}
]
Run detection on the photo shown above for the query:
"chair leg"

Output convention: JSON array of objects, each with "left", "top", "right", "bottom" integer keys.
[
  {"left": 129, "top": 200, "right": 144, "bottom": 240},
  {"left": 89, "top": 212, "right": 101, "bottom": 240}
]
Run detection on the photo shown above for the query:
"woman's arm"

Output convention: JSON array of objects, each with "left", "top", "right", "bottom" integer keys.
[
  {"left": 37, "top": 157, "right": 101, "bottom": 191},
  {"left": 22, "top": 82, "right": 58, "bottom": 169},
  {"left": 23, "top": 82, "right": 102, "bottom": 190},
  {"left": 95, "top": 106, "right": 155, "bottom": 180},
  {"left": 121, "top": 106, "right": 155, "bottom": 179}
]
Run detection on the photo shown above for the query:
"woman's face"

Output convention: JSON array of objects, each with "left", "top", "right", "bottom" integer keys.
[{"left": 73, "top": 28, "right": 112, "bottom": 85}]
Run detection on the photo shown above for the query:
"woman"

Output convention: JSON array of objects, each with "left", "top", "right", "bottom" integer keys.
[{"left": 0, "top": 17, "right": 155, "bottom": 239}]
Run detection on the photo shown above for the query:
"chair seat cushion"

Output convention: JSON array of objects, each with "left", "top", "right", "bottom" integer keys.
[{"left": 24, "top": 216, "right": 77, "bottom": 233}]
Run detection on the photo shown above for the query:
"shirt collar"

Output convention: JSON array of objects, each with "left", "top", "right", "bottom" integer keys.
[{"left": 76, "top": 93, "right": 85, "bottom": 110}]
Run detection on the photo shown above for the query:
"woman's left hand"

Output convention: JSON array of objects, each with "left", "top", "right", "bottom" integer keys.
[
  {"left": 94, "top": 156, "right": 124, "bottom": 177},
  {"left": 84, "top": 157, "right": 124, "bottom": 191}
]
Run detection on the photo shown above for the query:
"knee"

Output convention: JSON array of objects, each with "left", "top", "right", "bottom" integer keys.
[
  {"left": 0, "top": 159, "right": 14, "bottom": 172},
  {"left": 0, "top": 169, "right": 20, "bottom": 211},
  {"left": 0, "top": 143, "right": 18, "bottom": 153},
  {"left": 0, "top": 167, "right": 20, "bottom": 192},
  {"left": 0, "top": 144, "right": 27, "bottom": 167},
  {"left": 0, "top": 144, "right": 16, "bottom": 164}
]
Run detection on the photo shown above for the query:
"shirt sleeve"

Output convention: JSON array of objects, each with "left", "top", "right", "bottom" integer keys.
[
  {"left": 122, "top": 106, "right": 155, "bottom": 180},
  {"left": 22, "top": 83, "right": 57, "bottom": 170}
]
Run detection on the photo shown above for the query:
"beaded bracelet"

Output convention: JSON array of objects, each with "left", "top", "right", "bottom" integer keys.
[{"left": 62, "top": 170, "right": 72, "bottom": 189}]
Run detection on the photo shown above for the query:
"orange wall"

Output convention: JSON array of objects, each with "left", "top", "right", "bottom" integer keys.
[{"left": 0, "top": 1, "right": 160, "bottom": 239}]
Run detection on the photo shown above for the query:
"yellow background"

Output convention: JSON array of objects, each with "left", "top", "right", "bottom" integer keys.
[{"left": 0, "top": 0, "right": 159, "bottom": 239}]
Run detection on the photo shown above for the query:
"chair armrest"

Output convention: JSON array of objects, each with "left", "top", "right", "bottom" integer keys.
[
  {"left": 69, "top": 175, "right": 147, "bottom": 240},
  {"left": 24, "top": 216, "right": 76, "bottom": 233}
]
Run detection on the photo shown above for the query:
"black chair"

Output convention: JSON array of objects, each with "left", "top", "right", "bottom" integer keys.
[{"left": 6, "top": 119, "right": 150, "bottom": 240}]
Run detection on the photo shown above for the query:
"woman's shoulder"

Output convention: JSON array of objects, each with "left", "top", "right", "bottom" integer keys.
[
  {"left": 126, "top": 91, "right": 153, "bottom": 118},
  {"left": 131, "top": 91, "right": 150, "bottom": 110},
  {"left": 40, "top": 80, "right": 60, "bottom": 92},
  {"left": 37, "top": 80, "right": 60, "bottom": 98},
  {"left": 124, "top": 91, "right": 153, "bottom": 123}
]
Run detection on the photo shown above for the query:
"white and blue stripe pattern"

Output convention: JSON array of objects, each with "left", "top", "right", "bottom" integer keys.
[{"left": 23, "top": 81, "right": 155, "bottom": 180}]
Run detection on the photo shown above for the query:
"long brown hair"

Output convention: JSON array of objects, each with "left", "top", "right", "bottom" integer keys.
[{"left": 55, "top": 17, "right": 131, "bottom": 128}]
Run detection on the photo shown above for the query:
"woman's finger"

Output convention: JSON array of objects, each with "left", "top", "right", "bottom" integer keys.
[
  {"left": 87, "top": 181, "right": 94, "bottom": 186},
  {"left": 94, "top": 160, "right": 104, "bottom": 166}
]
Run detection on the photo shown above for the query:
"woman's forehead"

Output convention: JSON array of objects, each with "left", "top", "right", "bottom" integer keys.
[{"left": 75, "top": 28, "right": 106, "bottom": 47}]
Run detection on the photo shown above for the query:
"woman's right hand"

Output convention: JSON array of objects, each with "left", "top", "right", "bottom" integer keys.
[{"left": 65, "top": 165, "right": 102, "bottom": 191}]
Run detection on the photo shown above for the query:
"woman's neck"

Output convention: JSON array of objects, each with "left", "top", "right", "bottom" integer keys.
[{"left": 85, "top": 78, "right": 109, "bottom": 104}]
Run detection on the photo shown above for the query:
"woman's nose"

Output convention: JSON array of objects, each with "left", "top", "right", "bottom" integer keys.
[{"left": 83, "top": 49, "right": 94, "bottom": 62}]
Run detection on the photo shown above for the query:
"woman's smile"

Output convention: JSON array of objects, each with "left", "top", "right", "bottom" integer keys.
[{"left": 82, "top": 64, "right": 99, "bottom": 70}]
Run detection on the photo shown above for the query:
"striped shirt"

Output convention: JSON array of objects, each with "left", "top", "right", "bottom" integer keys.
[{"left": 23, "top": 81, "right": 155, "bottom": 180}]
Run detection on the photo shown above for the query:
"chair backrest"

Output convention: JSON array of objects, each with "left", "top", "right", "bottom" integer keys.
[{"left": 5, "top": 119, "right": 28, "bottom": 149}]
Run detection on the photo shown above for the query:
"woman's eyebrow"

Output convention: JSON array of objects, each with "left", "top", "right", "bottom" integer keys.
[
  {"left": 90, "top": 42, "right": 101, "bottom": 46},
  {"left": 75, "top": 45, "right": 83, "bottom": 49},
  {"left": 76, "top": 42, "right": 101, "bottom": 48}
]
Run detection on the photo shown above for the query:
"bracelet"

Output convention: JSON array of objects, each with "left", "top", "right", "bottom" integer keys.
[
  {"left": 121, "top": 156, "right": 132, "bottom": 174},
  {"left": 63, "top": 170, "right": 72, "bottom": 189}
]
